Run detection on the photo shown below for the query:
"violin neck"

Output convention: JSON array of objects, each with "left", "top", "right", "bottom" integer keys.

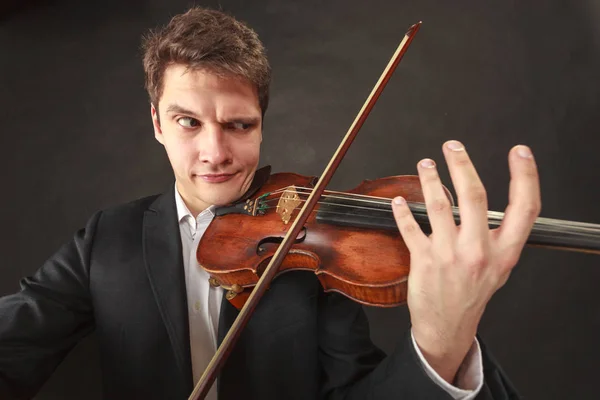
[{"left": 315, "top": 197, "right": 600, "bottom": 255}]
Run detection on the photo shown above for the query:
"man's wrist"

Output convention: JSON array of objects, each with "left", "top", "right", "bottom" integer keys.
[
  {"left": 411, "top": 326, "right": 476, "bottom": 384},
  {"left": 411, "top": 329, "right": 484, "bottom": 398}
]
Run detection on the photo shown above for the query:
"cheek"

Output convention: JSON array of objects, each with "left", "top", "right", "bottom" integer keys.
[
  {"left": 163, "top": 136, "right": 196, "bottom": 169},
  {"left": 235, "top": 135, "right": 261, "bottom": 165}
]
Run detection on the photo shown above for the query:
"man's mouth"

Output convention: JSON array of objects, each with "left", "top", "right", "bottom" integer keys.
[{"left": 195, "top": 172, "right": 237, "bottom": 183}]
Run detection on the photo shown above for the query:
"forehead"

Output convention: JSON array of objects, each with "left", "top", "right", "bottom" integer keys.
[{"left": 160, "top": 64, "right": 260, "bottom": 114}]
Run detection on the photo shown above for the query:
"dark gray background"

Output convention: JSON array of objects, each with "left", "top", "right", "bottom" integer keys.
[{"left": 1, "top": 0, "right": 599, "bottom": 399}]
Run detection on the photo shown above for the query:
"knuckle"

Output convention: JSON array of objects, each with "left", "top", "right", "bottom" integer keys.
[
  {"left": 466, "top": 188, "right": 487, "bottom": 206},
  {"left": 467, "top": 249, "right": 488, "bottom": 269},
  {"left": 455, "top": 156, "right": 471, "bottom": 167},
  {"left": 498, "top": 252, "right": 520, "bottom": 272},
  {"left": 401, "top": 221, "right": 419, "bottom": 235},
  {"left": 456, "top": 242, "right": 489, "bottom": 271},
  {"left": 439, "top": 251, "right": 457, "bottom": 267},
  {"left": 523, "top": 202, "right": 541, "bottom": 220},
  {"left": 429, "top": 198, "right": 450, "bottom": 214},
  {"left": 496, "top": 270, "right": 512, "bottom": 288}
]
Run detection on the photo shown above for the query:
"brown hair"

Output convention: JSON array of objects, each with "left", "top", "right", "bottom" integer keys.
[{"left": 141, "top": 7, "right": 271, "bottom": 116}]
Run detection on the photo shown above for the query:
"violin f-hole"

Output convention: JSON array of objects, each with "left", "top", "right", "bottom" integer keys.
[{"left": 256, "top": 227, "right": 307, "bottom": 255}]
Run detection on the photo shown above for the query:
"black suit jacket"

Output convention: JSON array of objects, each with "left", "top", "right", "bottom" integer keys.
[{"left": 0, "top": 184, "right": 520, "bottom": 399}]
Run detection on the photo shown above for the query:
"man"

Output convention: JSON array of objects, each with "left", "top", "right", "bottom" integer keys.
[{"left": 0, "top": 6, "right": 539, "bottom": 400}]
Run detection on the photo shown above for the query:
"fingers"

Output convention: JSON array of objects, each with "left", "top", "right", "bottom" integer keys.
[
  {"left": 443, "top": 140, "right": 489, "bottom": 241},
  {"left": 392, "top": 141, "right": 540, "bottom": 271},
  {"left": 391, "top": 196, "right": 428, "bottom": 252},
  {"left": 496, "top": 145, "right": 541, "bottom": 261},
  {"left": 416, "top": 158, "right": 458, "bottom": 245}
]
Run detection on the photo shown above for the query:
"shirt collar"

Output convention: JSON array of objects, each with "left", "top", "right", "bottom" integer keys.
[{"left": 174, "top": 183, "right": 216, "bottom": 224}]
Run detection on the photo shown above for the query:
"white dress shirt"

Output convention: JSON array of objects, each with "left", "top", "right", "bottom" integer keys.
[
  {"left": 176, "top": 189, "right": 222, "bottom": 400},
  {"left": 174, "top": 186, "right": 483, "bottom": 399}
]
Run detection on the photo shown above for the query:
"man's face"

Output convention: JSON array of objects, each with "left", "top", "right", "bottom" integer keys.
[{"left": 152, "top": 65, "right": 262, "bottom": 215}]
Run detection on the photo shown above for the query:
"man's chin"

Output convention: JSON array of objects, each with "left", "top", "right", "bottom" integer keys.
[
  {"left": 193, "top": 187, "right": 244, "bottom": 207},
  {"left": 209, "top": 196, "right": 242, "bottom": 207}
]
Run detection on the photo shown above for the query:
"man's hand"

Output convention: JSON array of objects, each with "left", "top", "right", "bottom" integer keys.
[{"left": 391, "top": 140, "right": 541, "bottom": 384}]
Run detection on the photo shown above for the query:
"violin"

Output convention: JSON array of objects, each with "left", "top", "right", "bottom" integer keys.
[
  {"left": 187, "top": 21, "right": 600, "bottom": 399},
  {"left": 199, "top": 168, "right": 600, "bottom": 311}
]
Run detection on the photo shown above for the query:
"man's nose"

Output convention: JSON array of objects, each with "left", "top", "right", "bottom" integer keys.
[{"left": 198, "top": 125, "right": 232, "bottom": 165}]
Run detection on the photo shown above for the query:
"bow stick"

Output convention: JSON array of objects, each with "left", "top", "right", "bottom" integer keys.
[{"left": 188, "top": 20, "right": 422, "bottom": 400}]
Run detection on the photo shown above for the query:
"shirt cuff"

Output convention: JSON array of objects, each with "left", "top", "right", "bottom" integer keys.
[{"left": 410, "top": 329, "right": 484, "bottom": 400}]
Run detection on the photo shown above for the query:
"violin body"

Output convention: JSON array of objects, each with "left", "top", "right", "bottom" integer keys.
[{"left": 197, "top": 172, "right": 453, "bottom": 310}]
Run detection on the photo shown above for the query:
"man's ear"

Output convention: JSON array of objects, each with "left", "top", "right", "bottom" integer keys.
[{"left": 151, "top": 103, "right": 164, "bottom": 145}]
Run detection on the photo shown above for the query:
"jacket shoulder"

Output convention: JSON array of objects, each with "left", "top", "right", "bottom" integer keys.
[
  {"left": 100, "top": 193, "right": 162, "bottom": 219},
  {"left": 89, "top": 192, "right": 166, "bottom": 239}
]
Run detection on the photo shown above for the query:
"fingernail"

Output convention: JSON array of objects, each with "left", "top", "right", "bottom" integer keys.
[
  {"left": 517, "top": 145, "right": 533, "bottom": 159},
  {"left": 394, "top": 196, "right": 405, "bottom": 205},
  {"left": 446, "top": 140, "right": 465, "bottom": 151},
  {"left": 420, "top": 159, "right": 436, "bottom": 168}
]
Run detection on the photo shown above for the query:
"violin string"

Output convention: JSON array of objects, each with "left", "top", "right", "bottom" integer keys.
[
  {"left": 286, "top": 188, "right": 600, "bottom": 230},
  {"left": 257, "top": 188, "right": 600, "bottom": 236},
  {"left": 260, "top": 190, "right": 479, "bottom": 224},
  {"left": 261, "top": 186, "right": 600, "bottom": 232},
  {"left": 258, "top": 201, "right": 501, "bottom": 230},
  {"left": 258, "top": 202, "right": 600, "bottom": 239},
  {"left": 265, "top": 186, "right": 506, "bottom": 220},
  {"left": 266, "top": 185, "right": 406, "bottom": 202},
  {"left": 259, "top": 199, "right": 412, "bottom": 222},
  {"left": 273, "top": 186, "right": 594, "bottom": 230},
  {"left": 261, "top": 187, "right": 426, "bottom": 210},
  {"left": 264, "top": 186, "right": 404, "bottom": 206},
  {"left": 269, "top": 205, "right": 405, "bottom": 223},
  {"left": 259, "top": 193, "right": 408, "bottom": 210}
]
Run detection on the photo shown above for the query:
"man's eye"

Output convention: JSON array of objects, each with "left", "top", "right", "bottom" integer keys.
[
  {"left": 177, "top": 117, "right": 200, "bottom": 128},
  {"left": 228, "top": 122, "right": 252, "bottom": 131}
]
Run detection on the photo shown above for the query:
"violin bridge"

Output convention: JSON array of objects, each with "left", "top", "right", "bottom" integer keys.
[{"left": 276, "top": 186, "right": 302, "bottom": 224}]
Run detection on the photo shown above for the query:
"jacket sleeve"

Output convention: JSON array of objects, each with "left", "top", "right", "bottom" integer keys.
[
  {"left": 317, "top": 291, "right": 521, "bottom": 400},
  {"left": 0, "top": 211, "right": 101, "bottom": 399}
]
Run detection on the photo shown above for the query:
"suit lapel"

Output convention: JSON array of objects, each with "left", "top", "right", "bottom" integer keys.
[
  {"left": 140, "top": 167, "right": 271, "bottom": 397},
  {"left": 142, "top": 185, "right": 193, "bottom": 393}
]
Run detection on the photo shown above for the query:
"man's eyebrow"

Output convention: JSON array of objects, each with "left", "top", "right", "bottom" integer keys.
[
  {"left": 164, "top": 103, "right": 261, "bottom": 123},
  {"left": 228, "top": 116, "right": 261, "bottom": 124},
  {"left": 165, "top": 104, "right": 197, "bottom": 116}
]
